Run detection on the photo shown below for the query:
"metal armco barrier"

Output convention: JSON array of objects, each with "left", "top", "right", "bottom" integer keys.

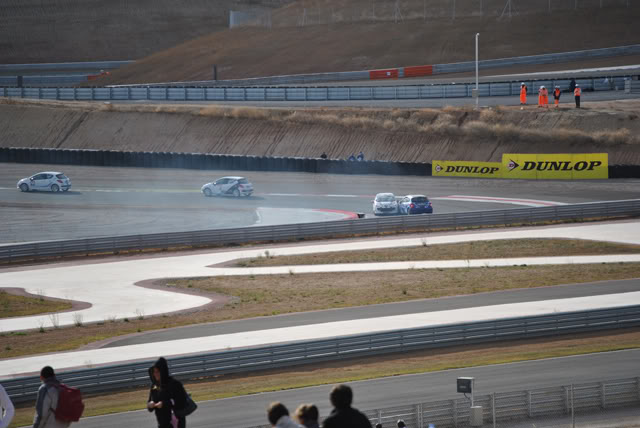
[
  {"left": 0, "top": 76, "right": 631, "bottom": 99},
  {"left": 3, "top": 305, "right": 640, "bottom": 403},
  {"left": 1, "top": 147, "right": 638, "bottom": 178},
  {"left": 0, "top": 60, "right": 133, "bottom": 73},
  {"left": 247, "top": 376, "right": 640, "bottom": 428},
  {"left": 0, "top": 200, "right": 639, "bottom": 263},
  {"left": 626, "top": 79, "right": 640, "bottom": 93},
  {"left": 0, "top": 147, "right": 428, "bottom": 175}
]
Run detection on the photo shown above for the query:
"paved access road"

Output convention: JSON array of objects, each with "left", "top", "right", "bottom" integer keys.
[
  {"left": 73, "top": 349, "right": 640, "bottom": 428},
  {"left": 106, "top": 277, "right": 640, "bottom": 347},
  {"left": 2, "top": 163, "right": 639, "bottom": 243}
]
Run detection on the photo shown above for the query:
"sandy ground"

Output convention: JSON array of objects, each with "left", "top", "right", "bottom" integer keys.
[{"left": 1, "top": 98, "right": 639, "bottom": 164}]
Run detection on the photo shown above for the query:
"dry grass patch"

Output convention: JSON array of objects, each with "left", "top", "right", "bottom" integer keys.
[
  {"left": 0, "top": 290, "right": 72, "bottom": 318},
  {"left": 233, "top": 239, "right": 640, "bottom": 267},
  {"left": 2, "top": 98, "right": 638, "bottom": 147},
  {"left": 8, "top": 328, "right": 640, "bottom": 428},
  {"left": 169, "top": 264, "right": 640, "bottom": 314}
]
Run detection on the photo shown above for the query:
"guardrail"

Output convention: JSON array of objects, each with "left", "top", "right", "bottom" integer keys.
[
  {"left": 626, "top": 80, "right": 640, "bottom": 93},
  {"left": 4, "top": 305, "right": 640, "bottom": 403},
  {"left": 0, "top": 61, "right": 133, "bottom": 73},
  {"left": 1, "top": 147, "right": 639, "bottom": 179},
  {"left": 247, "top": 376, "right": 640, "bottom": 428},
  {"left": 122, "top": 44, "right": 640, "bottom": 87},
  {"left": 0, "top": 76, "right": 630, "bottom": 100},
  {"left": 1, "top": 200, "right": 639, "bottom": 263}
]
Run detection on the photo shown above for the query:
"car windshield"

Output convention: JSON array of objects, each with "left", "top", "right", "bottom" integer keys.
[
  {"left": 238, "top": 178, "right": 249, "bottom": 184},
  {"left": 412, "top": 197, "right": 428, "bottom": 203},
  {"left": 376, "top": 195, "right": 395, "bottom": 202},
  {"left": 56, "top": 174, "right": 67, "bottom": 179}
]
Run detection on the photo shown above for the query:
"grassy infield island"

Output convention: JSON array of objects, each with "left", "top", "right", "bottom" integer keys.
[{"left": 3, "top": 238, "right": 640, "bottom": 426}]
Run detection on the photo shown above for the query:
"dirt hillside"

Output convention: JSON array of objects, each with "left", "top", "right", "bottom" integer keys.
[
  {"left": 0, "top": 0, "right": 292, "bottom": 64},
  {"left": 2, "top": 99, "right": 639, "bottom": 165},
  {"left": 97, "top": 3, "right": 640, "bottom": 85}
]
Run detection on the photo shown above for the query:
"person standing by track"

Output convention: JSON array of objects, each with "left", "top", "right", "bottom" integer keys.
[
  {"left": 519, "top": 82, "right": 527, "bottom": 109},
  {"left": 553, "top": 86, "right": 561, "bottom": 108},
  {"left": 574, "top": 84, "right": 581, "bottom": 108}
]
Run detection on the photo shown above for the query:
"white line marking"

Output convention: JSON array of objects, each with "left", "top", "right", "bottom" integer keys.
[{"left": 432, "top": 195, "right": 567, "bottom": 207}]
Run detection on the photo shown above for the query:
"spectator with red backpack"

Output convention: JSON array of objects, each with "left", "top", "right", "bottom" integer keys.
[{"left": 33, "top": 366, "right": 84, "bottom": 428}]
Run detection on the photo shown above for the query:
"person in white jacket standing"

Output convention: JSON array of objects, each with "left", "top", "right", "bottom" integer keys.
[{"left": 0, "top": 383, "right": 15, "bottom": 428}]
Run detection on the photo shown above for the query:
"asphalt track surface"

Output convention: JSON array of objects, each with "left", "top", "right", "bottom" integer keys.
[
  {"left": 75, "top": 349, "right": 640, "bottom": 428},
  {"left": 2, "top": 163, "right": 639, "bottom": 243}
]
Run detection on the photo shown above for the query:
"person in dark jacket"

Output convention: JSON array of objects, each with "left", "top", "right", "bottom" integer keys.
[
  {"left": 322, "top": 384, "right": 372, "bottom": 428},
  {"left": 147, "top": 357, "right": 188, "bottom": 428}
]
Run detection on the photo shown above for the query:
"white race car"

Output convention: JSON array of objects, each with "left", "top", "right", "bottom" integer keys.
[
  {"left": 372, "top": 193, "right": 399, "bottom": 216},
  {"left": 17, "top": 171, "right": 71, "bottom": 192},
  {"left": 201, "top": 176, "right": 253, "bottom": 197}
]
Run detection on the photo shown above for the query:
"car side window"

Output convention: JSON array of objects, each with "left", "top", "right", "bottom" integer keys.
[
  {"left": 46, "top": 174, "right": 53, "bottom": 179},
  {"left": 32, "top": 174, "right": 45, "bottom": 180}
]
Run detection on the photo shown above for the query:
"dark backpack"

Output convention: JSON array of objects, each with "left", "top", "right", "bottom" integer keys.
[{"left": 52, "top": 383, "right": 85, "bottom": 422}]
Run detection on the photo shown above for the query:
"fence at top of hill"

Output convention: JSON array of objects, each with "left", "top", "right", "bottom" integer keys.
[{"left": 230, "top": 0, "right": 634, "bottom": 28}]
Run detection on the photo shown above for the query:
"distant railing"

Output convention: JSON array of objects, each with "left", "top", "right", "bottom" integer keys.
[
  {"left": 117, "top": 44, "right": 640, "bottom": 87},
  {"left": 3, "top": 305, "right": 640, "bottom": 404},
  {"left": 247, "top": 376, "right": 640, "bottom": 428},
  {"left": 1, "top": 200, "right": 639, "bottom": 263},
  {"left": 0, "top": 76, "right": 630, "bottom": 100}
]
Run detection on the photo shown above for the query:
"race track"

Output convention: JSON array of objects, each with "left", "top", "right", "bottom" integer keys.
[{"left": 1, "top": 163, "right": 639, "bottom": 243}]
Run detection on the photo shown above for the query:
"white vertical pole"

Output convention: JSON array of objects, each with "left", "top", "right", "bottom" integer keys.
[
  {"left": 475, "top": 33, "right": 480, "bottom": 109},
  {"left": 571, "top": 385, "right": 575, "bottom": 428},
  {"left": 492, "top": 393, "right": 496, "bottom": 428},
  {"left": 471, "top": 378, "right": 476, "bottom": 407}
]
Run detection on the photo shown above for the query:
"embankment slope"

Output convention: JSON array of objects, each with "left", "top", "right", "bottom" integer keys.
[{"left": 1, "top": 99, "right": 639, "bottom": 165}]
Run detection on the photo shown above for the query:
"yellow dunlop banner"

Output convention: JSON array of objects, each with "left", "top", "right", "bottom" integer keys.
[
  {"left": 432, "top": 161, "right": 502, "bottom": 178},
  {"left": 502, "top": 153, "right": 608, "bottom": 179}
]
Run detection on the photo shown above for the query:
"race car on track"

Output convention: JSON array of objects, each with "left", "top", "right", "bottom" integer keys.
[
  {"left": 201, "top": 176, "right": 253, "bottom": 197},
  {"left": 17, "top": 171, "right": 71, "bottom": 192},
  {"left": 398, "top": 195, "right": 433, "bottom": 215},
  {"left": 372, "top": 193, "right": 399, "bottom": 216}
]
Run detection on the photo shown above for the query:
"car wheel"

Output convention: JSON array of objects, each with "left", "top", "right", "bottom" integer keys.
[
  {"left": 19, "top": 183, "right": 29, "bottom": 192},
  {"left": 203, "top": 188, "right": 212, "bottom": 197},
  {"left": 232, "top": 188, "right": 240, "bottom": 197},
  {"left": 51, "top": 184, "right": 60, "bottom": 192}
]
